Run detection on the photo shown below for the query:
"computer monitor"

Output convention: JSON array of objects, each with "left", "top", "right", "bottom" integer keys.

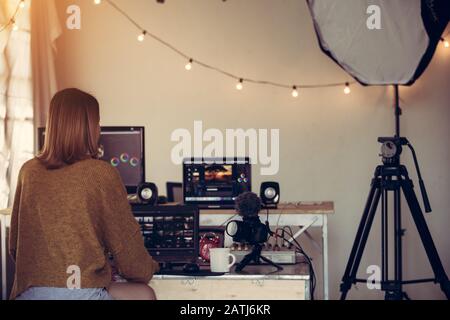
[
  {"left": 99, "top": 127, "right": 145, "bottom": 194},
  {"left": 183, "top": 157, "right": 252, "bottom": 209},
  {"left": 132, "top": 205, "right": 199, "bottom": 264},
  {"left": 37, "top": 126, "right": 145, "bottom": 194}
]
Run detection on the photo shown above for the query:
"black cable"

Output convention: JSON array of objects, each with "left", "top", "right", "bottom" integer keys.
[
  {"left": 273, "top": 230, "right": 316, "bottom": 300},
  {"left": 283, "top": 226, "right": 298, "bottom": 248},
  {"left": 274, "top": 228, "right": 284, "bottom": 247},
  {"left": 279, "top": 229, "right": 317, "bottom": 300}
]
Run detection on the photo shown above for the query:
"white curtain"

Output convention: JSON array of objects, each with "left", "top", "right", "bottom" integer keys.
[
  {"left": 0, "top": 0, "right": 33, "bottom": 209},
  {"left": 0, "top": 0, "right": 60, "bottom": 208},
  {"left": 31, "top": 0, "right": 61, "bottom": 129}
]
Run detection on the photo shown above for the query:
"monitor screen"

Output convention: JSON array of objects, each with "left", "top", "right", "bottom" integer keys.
[
  {"left": 132, "top": 205, "right": 199, "bottom": 263},
  {"left": 37, "top": 126, "right": 145, "bottom": 194},
  {"left": 99, "top": 127, "right": 145, "bottom": 194},
  {"left": 183, "top": 157, "right": 251, "bottom": 209}
]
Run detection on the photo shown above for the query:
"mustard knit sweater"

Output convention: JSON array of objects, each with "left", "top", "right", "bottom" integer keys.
[{"left": 9, "top": 158, "right": 159, "bottom": 299}]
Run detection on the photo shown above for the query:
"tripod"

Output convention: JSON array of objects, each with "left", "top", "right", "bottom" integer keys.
[
  {"left": 340, "top": 86, "right": 450, "bottom": 300},
  {"left": 235, "top": 243, "right": 283, "bottom": 272}
]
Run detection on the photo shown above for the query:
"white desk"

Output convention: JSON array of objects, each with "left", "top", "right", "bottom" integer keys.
[
  {"left": 199, "top": 202, "right": 333, "bottom": 300},
  {"left": 0, "top": 202, "right": 333, "bottom": 300},
  {"left": 150, "top": 262, "right": 310, "bottom": 300}
]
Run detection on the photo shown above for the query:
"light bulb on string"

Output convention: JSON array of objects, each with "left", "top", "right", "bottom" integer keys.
[
  {"left": 94, "top": 0, "right": 102, "bottom": 5},
  {"left": 19, "top": 0, "right": 26, "bottom": 9},
  {"left": 12, "top": 20, "right": 19, "bottom": 32},
  {"left": 344, "top": 82, "right": 351, "bottom": 95},
  {"left": 185, "top": 59, "right": 193, "bottom": 71},
  {"left": 137, "top": 30, "right": 147, "bottom": 42},
  {"left": 441, "top": 37, "right": 449, "bottom": 48},
  {"left": 236, "top": 79, "right": 244, "bottom": 91},
  {"left": 291, "top": 86, "right": 299, "bottom": 98}
]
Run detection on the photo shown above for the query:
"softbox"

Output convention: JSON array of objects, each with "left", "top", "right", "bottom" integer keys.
[{"left": 307, "top": 0, "right": 450, "bottom": 85}]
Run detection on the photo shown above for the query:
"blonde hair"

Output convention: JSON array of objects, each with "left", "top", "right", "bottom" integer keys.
[{"left": 38, "top": 88, "right": 100, "bottom": 169}]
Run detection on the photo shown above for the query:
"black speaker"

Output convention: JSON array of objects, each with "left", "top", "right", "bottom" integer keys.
[
  {"left": 260, "top": 182, "right": 280, "bottom": 208},
  {"left": 137, "top": 183, "right": 159, "bottom": 205}
]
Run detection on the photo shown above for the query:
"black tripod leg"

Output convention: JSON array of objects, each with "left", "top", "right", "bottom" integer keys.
[
  {"left": 236, "top": 252, "right": 255, "bottom": 272},
  {"left": 401, "top": 179, "right": 450, "bottom": 299},
  {"left": 340, "top": 181, "right": 382, "bottom": 300}
]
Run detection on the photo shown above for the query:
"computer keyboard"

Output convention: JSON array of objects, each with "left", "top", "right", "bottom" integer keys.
[{"left": 157, "top": 268, "right": 225, "bottom": 277}]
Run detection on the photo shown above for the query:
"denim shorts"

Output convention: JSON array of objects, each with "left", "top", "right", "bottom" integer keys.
[{"left": 15, "top": 287, "right": 114, "bottom": 300}]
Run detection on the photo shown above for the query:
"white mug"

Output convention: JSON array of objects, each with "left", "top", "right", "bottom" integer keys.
[{"left": 209, "top": 248, "right": 236, "bottom": 273}]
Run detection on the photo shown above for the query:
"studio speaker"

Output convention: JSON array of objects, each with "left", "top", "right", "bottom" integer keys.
[
  {"left": 260, "top": 182, "right": 280, "bottom": 208},
  {"left": 137, "top": 183, "right": 158, "bottom": 205}
]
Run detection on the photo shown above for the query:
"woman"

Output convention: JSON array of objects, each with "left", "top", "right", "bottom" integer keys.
[{"left": 9, "top": 88, "right": 159, "bottom": 300}]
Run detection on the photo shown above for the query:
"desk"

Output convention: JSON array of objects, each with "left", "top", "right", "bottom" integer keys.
[
  {"left": 199, "top": 202, "right": 333, "bottom": 300},
  {"left": 1, "top": 202, "right": 333, "bottom": 300},
  {"left": 151, "top": 262, "right": 310, "bottom": 300}
]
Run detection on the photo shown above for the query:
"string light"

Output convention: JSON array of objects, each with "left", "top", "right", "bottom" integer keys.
[
  {"left": 100, "top": 0, "right": 357, "bottom": 95},
  {"left": 137, "top": 30, "right": 147, "bottom": 42},
  {"left": 344, "top": 82, "right": 351, "bottom": 95},
  {"left": 185, "top": 59, "right": 193, "bottom": 71},
  {"left": 441, "top": 37, "right": 449, "bottom": 48},
  {"left": 12, "top": 20, "right": 19, "bottom": 32},
  {"left": 291, "top": 86, "right": 299, "bottom": 98},
  {"left": 0, "top": 1, "right": 24, "bottom": 33},
  {"left": 236, "top": 79, "right": 244, "bottom": 91},
  {"left": 94, "top": 0, "right": 102, "bottom": 5}
]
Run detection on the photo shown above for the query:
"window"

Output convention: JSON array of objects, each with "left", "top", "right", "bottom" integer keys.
[{"left": 0, "top": 0, "right": 33, "bottom": 208}]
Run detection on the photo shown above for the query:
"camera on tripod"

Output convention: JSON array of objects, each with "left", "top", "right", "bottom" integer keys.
[
  {"left": 226, "top": 216, "right": 270, "bottom": 245},
  {"left": 226, "top": 192, "right": 282, "bottom": 272}
]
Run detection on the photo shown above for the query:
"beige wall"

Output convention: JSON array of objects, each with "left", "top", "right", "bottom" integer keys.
[{"left": 54, "top": 0, "right": 450, "bottom": 299}]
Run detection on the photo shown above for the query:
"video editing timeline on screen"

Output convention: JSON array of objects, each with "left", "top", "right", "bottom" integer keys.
[
  {"left": 183, "top": 158, "right": 252, "bottom": 209},
  {"left": 133, "top": 206, "right": 199, "bottom": 264}
]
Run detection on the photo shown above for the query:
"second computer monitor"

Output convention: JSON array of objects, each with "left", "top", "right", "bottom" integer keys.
[
  {"left": 38, "top": 126, "right": 145, "bottom": 194},
  {"left": 99, "top": 127, "right": 145, "bottom": 194}
]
